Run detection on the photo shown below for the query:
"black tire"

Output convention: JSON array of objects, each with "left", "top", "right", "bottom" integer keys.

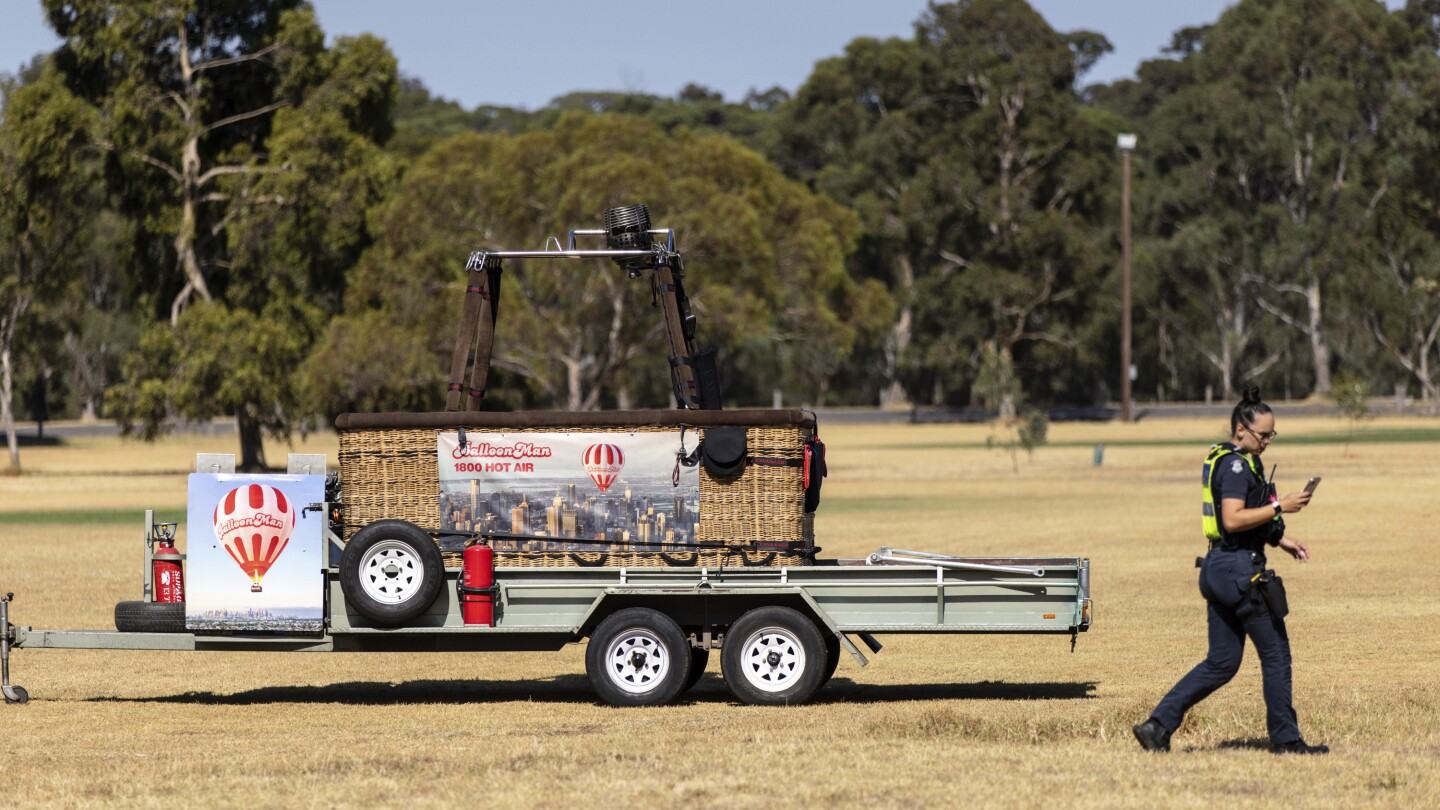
[
  {"left": 684, "top": 647, "right": 711, "bottom": 692},
  {"left": 585, "top": 608, "right": 691, "bottom": 707},
  {"left": 339, "top": 520, "right": 443, "bottom": 626},
  {"left": 721, "top": 606, "right": 826, "bottom": 706},
  {"left": 822, "top": 632, "right": 842, "bottom": 685},
  {"left": 114, "top": 600, "right": 186, "bottom": 633},
  {"left": 3, "top": 686, "right": 29, "bottom": 705}
]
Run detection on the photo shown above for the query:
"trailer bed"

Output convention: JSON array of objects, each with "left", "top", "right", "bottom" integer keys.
[{"left": 10, "top": 556, "right": 1090, "bottom": 655}]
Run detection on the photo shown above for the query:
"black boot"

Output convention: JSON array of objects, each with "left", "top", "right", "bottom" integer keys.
[
  {"left": 1132, "top": 718, "right": 1171, "bottom": 752},
  {"left": 1272, "top": 739, "right": 1329, "bottom": 755}
]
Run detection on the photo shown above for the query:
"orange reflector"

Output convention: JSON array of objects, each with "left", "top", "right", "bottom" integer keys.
[{"left": 1043, "top": 613, "right": 1056, "bottom": 619}]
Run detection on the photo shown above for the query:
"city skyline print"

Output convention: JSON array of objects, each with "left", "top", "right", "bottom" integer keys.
[{"left": 437, "top": 431, "right": 701, "bottom": 553}]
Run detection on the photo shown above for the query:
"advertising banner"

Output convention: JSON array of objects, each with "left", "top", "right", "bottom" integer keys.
[
  {"left": 437, "top": 431, "right": 700, "bottom": 552},
  {"left": 185, "top": 474, "right": 325, "bottom": 633}
]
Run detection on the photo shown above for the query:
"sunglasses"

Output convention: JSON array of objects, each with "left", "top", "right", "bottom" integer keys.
[{"left": 1243, "top": 425, "right": 1278, "bottom": 442}]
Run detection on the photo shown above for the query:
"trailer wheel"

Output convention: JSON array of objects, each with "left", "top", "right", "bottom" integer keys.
[
  {"left": 721, "top": 607, "right": 826, "bottom": 706},
  {"left": 684, "top": 647, "right": 710, "bottom": 692},
  {"left": 340, "top": 520, "right": 443, "bottom": 626},
  {"left": 114, "top": 600, "right": 186, "bottom": 633},
  {"left": 3, "top": 686, "right": 29, "bottom": 705},
  {"left": 586, "top": 608, "right": 691, "bottom": 707},
  {"left": 822, "top": 632, "right": 842, "bottom": 685}
]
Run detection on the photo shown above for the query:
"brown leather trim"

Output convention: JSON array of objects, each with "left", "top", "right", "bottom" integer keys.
[{"left": 335, "top": 408, "right": 815, "bottom": 431}]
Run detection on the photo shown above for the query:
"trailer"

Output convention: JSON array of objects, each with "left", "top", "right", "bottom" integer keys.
[
  {"left": 2, "top": 510, "right": 1090, "bottom": 707},
  {"left": 1, "top": 207, "right": 1092, "bottom": 708}
]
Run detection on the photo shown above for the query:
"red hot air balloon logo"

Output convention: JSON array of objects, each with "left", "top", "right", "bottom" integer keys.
[
  {"left": 213, "top": 484, "right": 296, "bottom": 593},
  {"left": 582, "top": 443, "right": 625, "bottom": 492}
]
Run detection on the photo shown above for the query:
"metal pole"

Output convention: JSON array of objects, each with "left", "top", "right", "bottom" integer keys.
[
  {"left": 143, "top": 509, "right": 154, "bottom": 602},
  {"left": 865, "top": 547, "right": 1047, "bottom": 577},
  {"left": 1119, "top": 138, "right": 1135, "bottom": 423}
]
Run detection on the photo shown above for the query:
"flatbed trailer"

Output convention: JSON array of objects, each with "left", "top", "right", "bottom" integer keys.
[
  {"left": 2, "top": 529, "right": 1090, "bottom": 707},
  {"left": 2, "top": 217, "right": 1094, "bottom": 707}
]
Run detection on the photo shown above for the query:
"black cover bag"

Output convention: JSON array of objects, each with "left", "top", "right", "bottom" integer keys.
[
  {"left": 701, "top": 427, "right": 748, "bottom": 478},
  {"left": 691, "top": 346, "right": 724, "bottom": 411},
  {"left": 803, "top": 437, "right": 826, "bottom": 513}
]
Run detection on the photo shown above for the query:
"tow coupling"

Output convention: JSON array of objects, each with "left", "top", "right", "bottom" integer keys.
[{"left": 2, "top": 593, "right": 29, "bottom": 705}]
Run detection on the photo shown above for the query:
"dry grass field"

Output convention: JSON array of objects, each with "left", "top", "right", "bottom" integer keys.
[{"left": 2, "top": 414, "right": 1437, "bottom": 808}]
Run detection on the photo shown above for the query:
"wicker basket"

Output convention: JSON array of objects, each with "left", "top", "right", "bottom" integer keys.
[
  {"left": 336, "top": 410, "right": 816, "bottom": 567},
  {"left": 492, "top": 549, "right": 808, "bottom": 568}
]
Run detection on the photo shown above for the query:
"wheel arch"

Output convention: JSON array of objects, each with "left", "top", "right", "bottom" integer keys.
[{"left": 575, "top": 590, "right": 839, "bottom": 640}]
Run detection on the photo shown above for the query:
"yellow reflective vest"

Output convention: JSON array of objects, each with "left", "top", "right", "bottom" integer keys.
[{"left": 1201, "top": 443, "right": 1260, "bottom": 542}]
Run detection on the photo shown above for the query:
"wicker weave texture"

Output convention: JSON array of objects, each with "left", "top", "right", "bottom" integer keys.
[
  {"left": 339, "top": 424, "right": 813, "bottom": 567},
  {"left": 442, "top": 550, "right": 806, "bottom": 568}
]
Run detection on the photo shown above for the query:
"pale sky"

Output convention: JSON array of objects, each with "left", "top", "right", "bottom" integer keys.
[{"left": 0, "top": 1, "right": 1408, "bottom": 108}]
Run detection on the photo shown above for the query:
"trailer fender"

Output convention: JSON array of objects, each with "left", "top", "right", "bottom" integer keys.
[{"left": 572, "top": 587, "right": 866, "bottom": 666}]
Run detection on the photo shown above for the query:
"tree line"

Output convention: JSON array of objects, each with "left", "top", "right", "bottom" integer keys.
[{"left": 4, "top": 0, "right": 1440, "bottom": 470}]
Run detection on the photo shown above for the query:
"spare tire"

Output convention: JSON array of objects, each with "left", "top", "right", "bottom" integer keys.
[
  {"left": 339, "top": 520, "right": 443, "bottom": 626},
  {"left": 114, "top": 600, "right": 186, "bottom": 633}
]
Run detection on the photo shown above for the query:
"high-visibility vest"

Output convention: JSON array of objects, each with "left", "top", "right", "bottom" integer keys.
[{"left": 1201, "top": 443, "right": 1259, "bottom": 542}]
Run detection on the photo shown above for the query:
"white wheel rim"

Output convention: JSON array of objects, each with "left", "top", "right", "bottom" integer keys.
[
  {"left": 739, "top": 625, "right": 807, "bottom": 693},
  {"left": 358, "top": 540, "right": 424, "bottom": 604},
  {"left": 604, "top": 629, "right": 671, "bottom": 694}
]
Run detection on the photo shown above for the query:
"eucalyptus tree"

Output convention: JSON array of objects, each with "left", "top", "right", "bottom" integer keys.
[
  {"left": 0, "top": 63, "right": 96, "bottom": 472},
  {"left": 776, "top": 0, "right": 1114, "bottom": 407},
  {"left": 309, "top": 113, "right": 885, "bottom": 414},
  {"left": 911, "top": 1, "right": 1113, "bottom": 406},
  {"left": 774, "top": 34, "right": 932, "bottom": 406},
  {"left": 1352, "top": 8, "right": 1440, "bottom": 404},
  {"left": 43, "top": 0, "right": 312, "bottom": 324},
  {"left": 49, "top": 2, "right": 405, "bottom": 469},
  {"left": 1143, "top": 0, "right": 1411, "bottom": 397}
]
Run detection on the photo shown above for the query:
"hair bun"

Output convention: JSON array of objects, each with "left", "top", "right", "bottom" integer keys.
[{"left": 1242, "top": 386, "right": 1262, "bottom": 405}]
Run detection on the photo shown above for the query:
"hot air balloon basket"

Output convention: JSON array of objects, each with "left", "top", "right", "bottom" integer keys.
[{"left": 338, "top": 418, "right": 815, "bottom": 568}]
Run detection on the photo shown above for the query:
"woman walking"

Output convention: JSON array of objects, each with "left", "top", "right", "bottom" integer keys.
[{"left": 1133, "top": 388, "right": 1328, "bottom": 755}]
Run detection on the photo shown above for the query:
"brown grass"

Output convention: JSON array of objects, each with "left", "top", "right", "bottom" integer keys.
[{"left": 1, "top": 416, "right": 1437, "bottom": 808}]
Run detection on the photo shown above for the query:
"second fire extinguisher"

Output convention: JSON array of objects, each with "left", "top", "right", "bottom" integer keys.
[
  {"left": 152, "top": 531, "right": 185, "bottom": 603},
  {"left": 458, "top": 542, "right": 496, "bottom": 626}
]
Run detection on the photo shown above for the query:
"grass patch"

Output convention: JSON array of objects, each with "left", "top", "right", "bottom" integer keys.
[
  {"left": 874, "top": 424, "right": 1440, "bottom": 451},
  {"left": 817, "top": 495, "right": 934, "bottom": 515},
  {"left": 5, "top": 418, "right": 1440, "bottom": 808},
  {"left": 0, "top": 508, "right": 186, "bottom": 527}
]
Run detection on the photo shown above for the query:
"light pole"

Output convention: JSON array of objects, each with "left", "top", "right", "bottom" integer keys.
[{"left": 1117, "top": 133, "right": 1136, "bottom": 423}]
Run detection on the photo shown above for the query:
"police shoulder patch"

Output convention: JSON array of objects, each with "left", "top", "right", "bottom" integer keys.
[{"left": 1230, "top": 459, "right": 1244, "bottom": 474}]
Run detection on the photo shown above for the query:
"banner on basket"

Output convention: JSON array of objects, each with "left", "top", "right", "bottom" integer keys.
[{"left": 437, "top": 431, "right": 700, "bottom": 552}]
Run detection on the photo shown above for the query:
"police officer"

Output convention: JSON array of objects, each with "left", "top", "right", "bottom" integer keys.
[{"left": 1133, "top": 388, "right": 1329, "bottom": 755}]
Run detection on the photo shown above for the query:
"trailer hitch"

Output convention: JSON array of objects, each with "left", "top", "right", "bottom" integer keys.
[{"left": 2, "top": 592, "right": 29, "bottom": 705}]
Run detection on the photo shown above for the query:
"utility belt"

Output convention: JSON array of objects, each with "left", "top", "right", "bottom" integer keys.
[
  {"left": 1196, "top": 547, "right": 1288, "bottom": 620},
  {"left": 1200, "top": 539, "right": 1266, "bottom": 560}
]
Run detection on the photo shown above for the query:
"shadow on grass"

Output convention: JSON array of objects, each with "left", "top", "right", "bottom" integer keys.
[
  {"left": 811, "top": 677, "right": 1098, "bottom": 703},
  {"left": 88, "top": 675, "right": 599, "bottom": 705},
  {"left": 1214, "top": 737, "right": 1273, "bottom": 752},
  {"left": 88, "top": 674, "right": 1096, "bottom": 706}
]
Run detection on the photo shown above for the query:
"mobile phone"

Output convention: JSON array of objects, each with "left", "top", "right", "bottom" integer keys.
[{"left": 1303, "top": 477, "right": 1322, "bottom": 494}]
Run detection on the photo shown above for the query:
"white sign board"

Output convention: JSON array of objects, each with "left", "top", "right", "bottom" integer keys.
[{"left": 185, "top": 474, "right": 325, "bottom": 633}]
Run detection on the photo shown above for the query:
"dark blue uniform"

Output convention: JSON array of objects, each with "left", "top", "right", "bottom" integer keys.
[{"left": 1150, "top": 444, "right": 1302, "bottom": 746}]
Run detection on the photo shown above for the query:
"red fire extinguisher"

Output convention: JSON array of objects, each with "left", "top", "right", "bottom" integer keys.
[
  {"left": 459, "top": 542, "right": 496, "bottom": 626},
  {"left": 153, "top": 538, "right": 185, "bottom": 603}
]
